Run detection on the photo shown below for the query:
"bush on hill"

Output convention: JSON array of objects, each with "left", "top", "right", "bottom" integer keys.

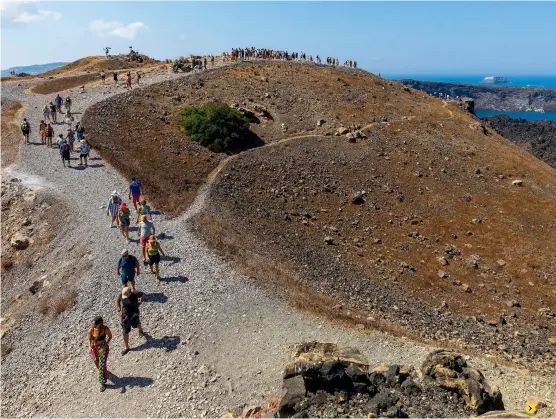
[{"left": 180, "top": 101, "right": 251, "bottom": 153}]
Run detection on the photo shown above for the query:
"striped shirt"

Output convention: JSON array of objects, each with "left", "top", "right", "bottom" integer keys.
[{"left": 107, "top": 196, "right": 122, "bottom": 216}]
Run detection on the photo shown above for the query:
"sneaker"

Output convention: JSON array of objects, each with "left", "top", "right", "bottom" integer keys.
[
  {"left": 121, "top": 348, "right": 130, "bottom": 356},
  {"left": 100, "top": 384, "right": 106, "bottom": 392}
]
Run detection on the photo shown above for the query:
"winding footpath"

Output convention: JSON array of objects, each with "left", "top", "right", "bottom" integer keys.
[{"left": 1, "top": 66, "right": 554, "bottom": 418}]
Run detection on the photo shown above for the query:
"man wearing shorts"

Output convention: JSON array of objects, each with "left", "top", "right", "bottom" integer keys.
[
  {"left": 39, "top": 120, "right": 47, "bottom": 145},
  {"left": 128, "top": 176, "right": 143, "bottom": 211},
  {"left": 116, "top": 249, "right": 140, "bottom": 291},
  {"left": 45, "top": 123, "right": 54, "bottom": 147},
  {"left": 115, "top": 287, "right": 145, "bottom": 356}
]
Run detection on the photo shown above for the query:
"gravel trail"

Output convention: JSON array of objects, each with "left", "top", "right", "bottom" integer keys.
[{"left": 1, "top": 66, "right": 554, "bottom": 418}]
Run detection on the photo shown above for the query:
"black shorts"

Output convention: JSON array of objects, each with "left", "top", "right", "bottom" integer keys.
[
  {"left": 80, "top": 153, "right": 89, "bottom": 158},
  {"left": 147, "top": 253, "right": 160, "bottom": 265},
  {"left": 121, "top": 313, "right": 140, "bottom": 334}
]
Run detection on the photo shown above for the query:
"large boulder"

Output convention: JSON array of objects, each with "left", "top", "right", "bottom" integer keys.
[{"left": 421, "top": 349, "right": 504, "bottom": 414}]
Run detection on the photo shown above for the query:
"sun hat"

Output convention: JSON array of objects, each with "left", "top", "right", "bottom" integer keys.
[
  {"left": 122, "top": 287, "right": 132, "bottom": 298},
  {"left": 111, "top": 190, "right": 118, "bottom": 196},
  {"left": 121, "top": 249, "right": 129, "bottom": 256},
  {"left": 120, "top": 202, "right": 127, "bottom": 209},
  {"left": 141, "top": 214, "right": 147, "bottom": 221}
]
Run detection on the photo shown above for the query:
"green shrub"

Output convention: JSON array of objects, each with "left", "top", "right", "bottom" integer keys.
[{"left": 180, "top": 101, "right": 251, "bottom": 153}]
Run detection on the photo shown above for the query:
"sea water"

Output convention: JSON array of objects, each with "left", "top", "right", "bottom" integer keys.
[
  {"left": 384, "top": 74, "right": 556, "bottom": 89},
  {"left": 475, "top": 109, "right": 556, "bottom": 121}
]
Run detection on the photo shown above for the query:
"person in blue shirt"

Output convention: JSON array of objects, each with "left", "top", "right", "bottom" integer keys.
[
  {"left": 116, "top": 249, "right": 140, "bottom": 291},
  {"left": 54, "top": 93, "right": 63, "bottom": 113},
  {"left": 128, "top": 176, "right": 143, "bottom": 211}
]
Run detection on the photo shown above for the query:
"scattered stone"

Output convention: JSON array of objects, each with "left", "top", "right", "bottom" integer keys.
[
  {"left": 324, "top": 236, "right": 334, "bottom": 245},
  {"left": 351, "top": 191, "right": 366, "bottom": 205},
  {"left": 336, "top": 126, "right": 349, "bottom": 135},
  {"left": 437, "top": 256, "right": 448, "bottom": 266},
  {"left": 511, "top": 179, "right": 523, "bottom": 187},
  {"left": 496, "top": 259, "right": 506, "bottom": 267},
  {"left": 437, "top": 270, "right": 448, "bottom": 279},
  {"left": 506, "top": 300, "right": 521, "bottom": 308},
  {"left": 10, "top": 233, "right": 30, "bottom": 250},
  {"left": 317, "top": 119, "right": 325, "bottom": 127}
]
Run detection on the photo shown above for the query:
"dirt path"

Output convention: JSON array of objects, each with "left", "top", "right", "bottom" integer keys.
[{"left": 1, "top": 67, "right": 554, "bottom": 418}]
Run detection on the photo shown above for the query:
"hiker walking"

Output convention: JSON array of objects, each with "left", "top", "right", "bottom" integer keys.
[
  {"left": 126, "top": 72, "right": 132, "bottom": 89},
  {"left": 117, "top": 249, "right": 140, "bottom": 291},
  {"left": 65, "top": 96, "right": 72, "bottom": 113},
  {"left": 136, "top": 199, "right": 151, "bottom": 224},
  {"left": 65, "top": 127, "right": 76, "bottom": 152},
  {"left": 64, "top": 110, "right": 74, "bottom": 128},
  {"left": 113, "top": 72, "right": 118, "bottom": 85},
  {"left": 145, "top": 235, "right": 165, "bottom": 281},
  {"left": 138, "top": 214, "right": 155, "bottom": 264},
  {"left": 79, "top": 139, "right": 90, "bottom": 166},
  {"left": 203, "top": 57, "right": 207, "bottom": 70},
  {"left": 211, "top": 56, "right": 215, "bottom": 67},
  {"left": 116, "top": 287, "right": 146, "bottom": 356},
  {"left": 76, "top": 123, "right": 85, "bottom": 141},
  {"left": 45, "top": 123, "right": 54, "bottom": 147},
  {"left": 100, "top": 71, "right": 106, "bottom": 84},
  {"left": 39, "top": 120, "right": 47, "bottom": 145},
  {"left": 87, "top": 316, "right": 112, "bottom": 392},
  {"left": 55, "top": 93, "right": 63, "bottom": 113},
  {"left": 128, "top": 176, "right": 142, "bottom": 212},
  {"left": 20, "top": 118, "right": 30, "bottom": 145},
  {"left": 49, "top": 102, "right": 57, "bottom": 123},
  {"left": 117, "top": 203, "right": 132, "bottom": 243},
  {"left": 136, "top": 71, "right": 141, "bottom": 85},
  {"left": 60, "top": 139, "right": 71, "bottom": 167},
  {"left": 43, "top": 103, "right": 50, "bottom": 121},
  {"left": 107, "top": 191, "right": 122, "bottom": 227}
]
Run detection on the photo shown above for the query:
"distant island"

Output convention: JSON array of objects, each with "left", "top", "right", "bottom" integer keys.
[
  {"left": 399, "top": 79, "right": 556, "bottom": 112},
  {"left": 480, "top": 76, "right": 511, "bottom": 85},
  {"left": 1, "top": 62, "right": 68, "bottom": 77}
]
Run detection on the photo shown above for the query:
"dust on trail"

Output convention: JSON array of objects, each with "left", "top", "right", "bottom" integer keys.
[{"left": 1, "top": 64, "right": 554, "bottom": 418}]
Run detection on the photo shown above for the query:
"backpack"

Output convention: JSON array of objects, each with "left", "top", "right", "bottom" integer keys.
[
  {"left": 21, "top": 121, "right": 29, "bottom": 132},
  {"left": 119, "top": 209, "right": 130, "bottom": 224}
]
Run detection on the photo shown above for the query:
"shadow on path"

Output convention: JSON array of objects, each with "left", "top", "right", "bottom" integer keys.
[
  {"left": 162, "top": 256, "right": 181, "bottom": 265},
  {"left": 143, "top": 292, "right": 168, "bottom": 303},
  {"left": 160, "top": 275, "right": 188, "bottom": 284},
  {"left": 133, "top": 334, "right": 180, "bottom": 352},
  {"left": 107, "top": 371, "right": 154, "bottom": 393}
]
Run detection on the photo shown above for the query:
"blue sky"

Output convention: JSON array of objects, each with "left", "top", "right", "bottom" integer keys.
[{"left": 2, "top": 1, "right": 556, "bottom": 74}]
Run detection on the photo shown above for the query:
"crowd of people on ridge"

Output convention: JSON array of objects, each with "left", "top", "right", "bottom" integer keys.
[{"left": 223, "top": 47, "right": 356, "bottom": 69}]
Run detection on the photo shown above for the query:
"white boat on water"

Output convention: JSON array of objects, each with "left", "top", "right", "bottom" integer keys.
[{"left": 480, "top": 76, "right": 511, "bottom": 84}]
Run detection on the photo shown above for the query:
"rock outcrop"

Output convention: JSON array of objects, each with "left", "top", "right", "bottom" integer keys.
[
  {"left": 421, "top": 349, "right": 504, "bottom": 414},
  {"left": 274, "top": 342, "right": 503, "bottom": 418}
]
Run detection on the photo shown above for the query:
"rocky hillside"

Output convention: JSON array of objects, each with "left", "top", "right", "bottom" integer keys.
[
  {"left": 483, "top": 115, "right": 556, "bottom": 168},
  {"left": 40, "top": 53, "right": 159, "bottom": 77},
  {"left": 399, "top": 80, "right": 556, "bottom": 112},
  {"left": 84, "top": 61, "right": 556, "bottom": 373}
]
